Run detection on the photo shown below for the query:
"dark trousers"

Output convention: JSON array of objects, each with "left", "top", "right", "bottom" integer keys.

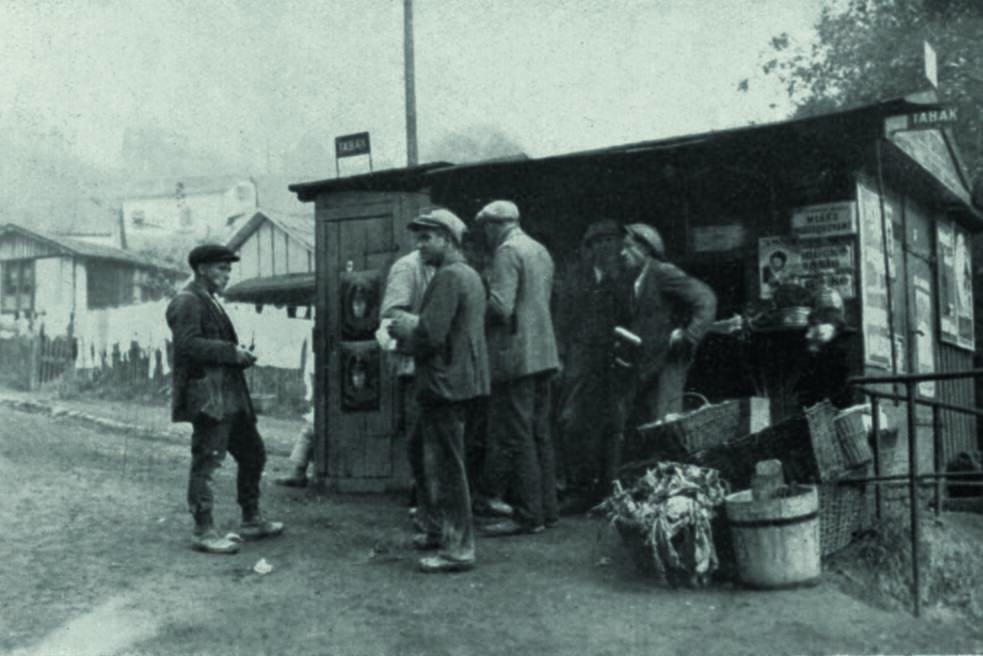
[
  {"left": 486, "top": 372, "right": 559, "bottom": 528},
  {"left": 188, "top": 411, "right": 266, "bottom": 525},
  {"left": 414, "top": 399, "right": 475, "bottom": 563},
  {"left": 400, "top": 375, "right": 425, "bottom": 506}
]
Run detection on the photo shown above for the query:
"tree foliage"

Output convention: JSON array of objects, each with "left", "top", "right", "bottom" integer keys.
[{"left": 753, "top": 0, "right": 983, "bottom": 177}]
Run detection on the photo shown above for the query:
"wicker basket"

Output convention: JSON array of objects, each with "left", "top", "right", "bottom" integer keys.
[
  {"left": 634, "top": 399, "right": 743, "bottom": 458},
  {"left": 818, "top": 477, "right": 867, "bottom": 557},
  {"left": 833, "top": 407, "right": 873, "bottom": 469},
  {"left": 693, "top": 401, "right": 846, "bottom": 488}
]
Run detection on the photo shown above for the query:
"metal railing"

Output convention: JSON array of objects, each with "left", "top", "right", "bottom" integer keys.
[{"left": 847, "top": 369, "right": 983, "bottom": 618}]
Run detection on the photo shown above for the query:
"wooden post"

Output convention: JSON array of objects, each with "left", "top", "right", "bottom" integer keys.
[
  {"left": 404, "top": 0, "right": 418, "bottom": 166},
  {"left": 28, "top": 335, "right": 40, "bottom": 391}
]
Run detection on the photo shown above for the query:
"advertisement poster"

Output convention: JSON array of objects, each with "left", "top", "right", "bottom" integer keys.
[
  {"left": 914, "top": 276, "right": 936, "bottom": 398},
  {"left": 938, "top": 220, "right": 976, "bottom": 351},
  {"left": 857, "top": 182, "right": 893, "bottom": 369},
  {"left": 790, "top": 201, "right": 858, "bottom": 238},
  {"left": 758, "top": 237, "right": 801, "bottom": 300},
  {"left": 937, "top": 219, "right": 958, "bottom": 344},
  {"left": 955, "top": 228, "right": 975, "bottom": 350},
  {"left": 797, "top": 239, "right": 856, "bottom": 300}
]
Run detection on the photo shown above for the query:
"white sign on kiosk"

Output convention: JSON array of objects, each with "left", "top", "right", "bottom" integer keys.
[{"left": 790, "top": 202, "right": 857, "bottom": 238}]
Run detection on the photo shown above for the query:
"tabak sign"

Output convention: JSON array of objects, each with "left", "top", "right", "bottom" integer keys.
[
  {"left": 335, "top": 132, "right": 371, "bottom": 158},
  {"left": 790, "top": 201, "right": 858, "bottom": 238}
]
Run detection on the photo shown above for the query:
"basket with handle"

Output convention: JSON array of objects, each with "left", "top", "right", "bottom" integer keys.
[{"left": 632, "top": 394, "right": 745, "bottom": 461}]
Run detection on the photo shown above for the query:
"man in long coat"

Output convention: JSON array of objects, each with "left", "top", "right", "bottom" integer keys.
[
  {"left": 619, "top": 223, "right": 717, "bottom": 425},
  {"left": 388, "top": 209, "right": 490, "bottom": 573},
  {"left": 555, "top": 219, "right": 631, "bottom": 512},
  {"left": 166, "top": 244, "right": 284, "bottom": 554},
  {"left": 476, "top": 200, "right": 561, "bottom": 536}
]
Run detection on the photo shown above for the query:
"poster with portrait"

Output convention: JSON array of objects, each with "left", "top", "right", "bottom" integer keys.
[
  {"left": 341, "top": 270, "right": 382, "bottom": 340},
  {"left": 758, "top": 237, "right": 801, "bottom": 300},
  {"left": 341, "top": 341, "right": 381, "bottom": 412}
]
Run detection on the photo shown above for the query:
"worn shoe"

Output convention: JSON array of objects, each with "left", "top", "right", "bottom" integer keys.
[
  {"left": 474, "top": 497, "right": 514, "bottom": 517},
  {"left": 480, "top": 519, "right": 545, "bottom": 537},
  {"left": 274, "top": 475, "right": 308, "bottom": 488},
  {"left": 418, "top": 555, "right": 475, "bottom": 573},
  {"left": 412, "top": 534, "right": 441, "bottom": 551},
  {"left": 240, "top": 518, "right": 285, "bottom": 541},
  {"left": 191, "top": 529, "right": 240, "bottom": 555}
]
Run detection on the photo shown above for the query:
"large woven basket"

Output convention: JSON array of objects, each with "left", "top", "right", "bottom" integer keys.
[
  {"left": 818, "top": 476, "right": 867, "bottom": 556},
  {"left": 693, "top": 401, "right": 846, "bottom": 488},
  {"left": 833, "top": 407, "right": 873, "bottom": 469},
  {"left": 633, "top": 399, "right": 744, "bottom": 460}
]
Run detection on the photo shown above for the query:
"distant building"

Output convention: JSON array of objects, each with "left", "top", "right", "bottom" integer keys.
[
  {"left": 0, "top": 223, "right": 186, "bottom": 335},
  {"left": 220, "top": 176, "right": 317, "bottom": 311},
  {"left": 121, "top": 175, "right": 258, "bottom": 254},
  {"left": 49, "top": 196, "right": 126, "bottom": 250}
]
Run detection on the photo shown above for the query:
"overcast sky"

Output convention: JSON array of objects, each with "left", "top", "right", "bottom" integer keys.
[{"left": 1, "top": 0, "right": 828, "bottom": 181}]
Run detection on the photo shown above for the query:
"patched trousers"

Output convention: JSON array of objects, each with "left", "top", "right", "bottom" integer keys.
[{"left": 188, "top": 411, "right": 266, "bottom": 522}]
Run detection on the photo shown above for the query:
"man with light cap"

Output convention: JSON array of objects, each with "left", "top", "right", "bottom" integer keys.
[
  {"left": 555, "top": 219, "right": 631, "bottom": 513},
  {"left": 618, "top": 223, "right": 717, "bottom": 426},
  {"left": 388, "top": 208, "right": 489, "bottom": 573},
  {"left": 475, "top": 200, "right": 560, "bottom": 536}
]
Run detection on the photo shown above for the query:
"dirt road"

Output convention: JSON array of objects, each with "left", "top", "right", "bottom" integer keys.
[{"left": 2, "top": 404, "right": 982, "bottom": 655}]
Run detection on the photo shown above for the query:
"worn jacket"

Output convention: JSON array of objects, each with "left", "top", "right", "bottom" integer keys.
[
  {"left": 166, "top": 280, "right": 254, "bottom": 424},
  {"left": 485, "top": 226, "right": 560, "bottom": 383},
  {"left": 412, "top": 252, "right": 490, "bottom": 404},
  {"left": 629, "top": 259, "right": 717, "bottom": 386}
]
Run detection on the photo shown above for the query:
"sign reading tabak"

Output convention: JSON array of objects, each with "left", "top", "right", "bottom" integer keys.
[{"left": 790, "top": 201, "right": 857, "bottom": 238}]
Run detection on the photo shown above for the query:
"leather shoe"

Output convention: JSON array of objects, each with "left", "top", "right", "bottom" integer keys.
[
  {"left": 485, "top": 498, "right": 514, "bottom": 517},
  {"left": 240, "top": 518, "right": 285, "bottom": 540},
  {"left": 274, "top": 476, "right": 308, "bottom": 488},
  {"left": 419, "top": 555, "right": 475, "bottom": 573},
  {"left": 481, "top": 519, "right": 544, "bottom": 537},
  {"left": 191, "top": 529, "right": 240, "bottom": 554},
  {"left": 412, "top": 534, "right": 441, "bottom": 551}
]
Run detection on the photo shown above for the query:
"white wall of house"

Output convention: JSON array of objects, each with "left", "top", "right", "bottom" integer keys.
[
  {"left": 229, "top": 221, "right": 313, "bottom": 286},
  {"left": 123, "top": 181, "right": 257, "bottom": 251},
  {"left": 34, "top": 256, "right": 81, "bottom": 336}
]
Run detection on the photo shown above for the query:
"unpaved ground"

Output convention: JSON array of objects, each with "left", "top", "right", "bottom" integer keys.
[{"left": 2, "top": 405, "right": 983, "bottom": 656}]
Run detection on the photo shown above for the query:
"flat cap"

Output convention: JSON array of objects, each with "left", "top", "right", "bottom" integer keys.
[
  {"left": 624, "top": 223, "right": 665, "bottom": 260},
  {"left": 408, "top": 208, "right": 467, "bottom": 244},
  {"left": 582, "top": 219, "right": 622, "bottom": 245},
  {"left": 188, "top": 244, "right": 240, "bottom": 269},
  {"left": 475, "top": 200, "right": 520, "bottom": 223}
]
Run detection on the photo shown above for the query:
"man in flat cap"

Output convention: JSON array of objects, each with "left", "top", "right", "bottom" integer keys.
[
  {"left": 554, "top": 219, "right": 631, "bottom": 513},
  {"left": 618, "top": 223, "right": 717, "bottom": 426},
  {"left": 475, "top": 200, "right": 560, "bottom": 536},
  {"left": 388, "top": 208, "right": 489, "bottom": 573},
  {"left": 166, "top": 244, "right": 284, "bottom": 554}
]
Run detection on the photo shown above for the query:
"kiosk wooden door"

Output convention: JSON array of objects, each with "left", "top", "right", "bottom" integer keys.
[{"left": 315, "top": 192, "right": 430, "bottom": 489}]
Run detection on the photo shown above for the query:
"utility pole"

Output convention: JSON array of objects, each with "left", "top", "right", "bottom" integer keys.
[{"left": 404, "top": 0, "right": 418, "bottom": 166}]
